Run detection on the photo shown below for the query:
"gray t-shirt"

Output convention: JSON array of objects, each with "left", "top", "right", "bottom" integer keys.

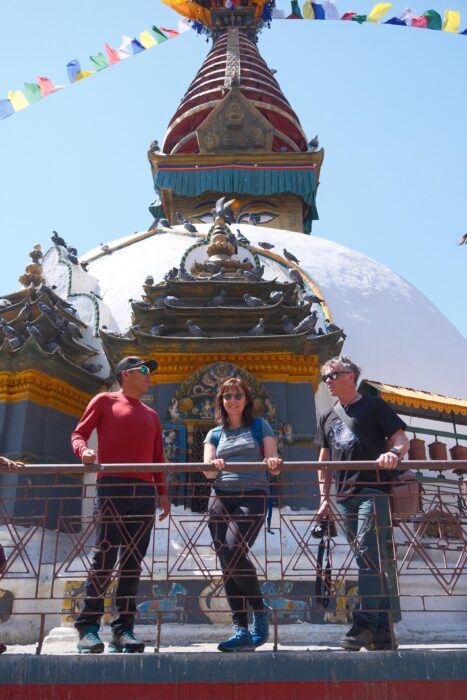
[{"left": 204, "top": 418, "right": 275, "bottom": 492}]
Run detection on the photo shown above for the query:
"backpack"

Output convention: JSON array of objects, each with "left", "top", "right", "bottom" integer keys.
[{"left": 209, "top": 417, "right": 264, "bottom": 456}]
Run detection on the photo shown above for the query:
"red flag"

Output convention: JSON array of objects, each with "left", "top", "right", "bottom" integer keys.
[
  {"left": 159, "top": 26, "right": 179, "bottom": 38},
  {"left": 341, "top": 11, "right": 357, "bottom": 20},
  {"left": 37, "top": 76, "right": 59, "bottom": 96},
  {"left": 104, "top": 43, "right": 121, "bottom": 65},
  {"left": 411, "top": 16, "right": 428, "bottom": 27}
]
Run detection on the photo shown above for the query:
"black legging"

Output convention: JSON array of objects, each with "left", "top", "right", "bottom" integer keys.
[{"left": 208, "top": 489, "right": 266, "bottom": 628}]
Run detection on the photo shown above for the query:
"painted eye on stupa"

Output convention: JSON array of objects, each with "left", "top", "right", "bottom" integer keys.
[
  {"left": 192, "top": 212, "right": 216, "bottom": 224},
  {"left": 190, "top": 200, "right": 217, "bottom": 224},
  {"left": 237, "top": 200, "right": 279, "bottom": 225}
]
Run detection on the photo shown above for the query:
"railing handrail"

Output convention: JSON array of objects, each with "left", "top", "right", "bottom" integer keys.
[{"left": 0, "top": 460, "right": 466, "bottom": 474}]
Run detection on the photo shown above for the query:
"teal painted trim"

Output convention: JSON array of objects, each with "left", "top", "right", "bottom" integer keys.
[{"left": 406, "top": 426, "right": 467, "bottom": 442}]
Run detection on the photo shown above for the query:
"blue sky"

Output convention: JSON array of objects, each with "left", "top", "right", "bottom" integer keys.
[{"left": 0, "top": 0, "right": 465, "bottom": 339}]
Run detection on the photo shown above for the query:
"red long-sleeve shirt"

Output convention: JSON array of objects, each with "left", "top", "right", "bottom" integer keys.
[{"left": 71, "top": 391, "right": 167, "bottom": 495}]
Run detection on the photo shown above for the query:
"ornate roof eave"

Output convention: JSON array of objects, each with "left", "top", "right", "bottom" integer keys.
[
  {"left": 0, "top": 335, "right": 110, "bottom": 396},
  {"left": 100, "top": 328, "right": 343, "bottom": 371}
]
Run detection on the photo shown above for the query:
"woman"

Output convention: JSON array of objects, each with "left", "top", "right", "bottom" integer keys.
[{"left": 203, "top": 377, "right": 281, "bottom": 652}]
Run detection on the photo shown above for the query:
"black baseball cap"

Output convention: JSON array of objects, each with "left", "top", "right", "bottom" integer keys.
[{"left": 115, "top": 356, "right": 158, "bottom": 381}]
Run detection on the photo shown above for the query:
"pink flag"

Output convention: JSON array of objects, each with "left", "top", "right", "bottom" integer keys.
[
  {"left": 159, "top": 26, "right": 179, "bottom": 38},
  {"left": 104, "top": 43, "right": 121, "bottom": 65},
  {"left": 37, "top": 76, "right": 61, "bottom": 96},
  {"left": 411, "top": 15, "right": 428, "bottom": 27}
]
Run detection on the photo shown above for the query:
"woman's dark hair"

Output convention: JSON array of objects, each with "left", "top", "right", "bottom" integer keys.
[{"left": 214, "top": 377, "right": 255, "bottom": 429}]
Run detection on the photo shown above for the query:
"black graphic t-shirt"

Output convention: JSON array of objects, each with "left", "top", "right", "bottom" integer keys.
[{"left": 316, "top": 396, "right": 406, "bottom": 497}]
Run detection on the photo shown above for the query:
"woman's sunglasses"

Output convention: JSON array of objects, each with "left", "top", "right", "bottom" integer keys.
[
  {"left": 126, "top": 365, "right": 151, "bottom": 376},
  {"left": 222, "top": 392, "right": 245, "bottom": 401}
]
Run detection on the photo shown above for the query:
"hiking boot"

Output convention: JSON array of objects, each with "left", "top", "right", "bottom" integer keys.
[
  {"left": 341, "top": 625, "right": 374, "bottom": 651},
  {"left": 77, "top": 626, "right": 104, "bottom": 654},
  {"left": 109, "top": 629, "right": 145, "bottom": 654},
  {"left": 217, "top": 626, "right": 255, "bottom": 653},
  {"left": 0, "top": 642, "right": 6, "bottom": 654},
  {"left": 251, "top": 605, "right": 272, "bottom": 648},
  {"left": 366, "top": 628, "right": 398, "bottom": 651}
]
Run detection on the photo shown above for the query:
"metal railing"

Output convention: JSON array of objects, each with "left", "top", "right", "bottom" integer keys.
[{"left": 0, "top": 460, "right": 466, "bottom": 652}]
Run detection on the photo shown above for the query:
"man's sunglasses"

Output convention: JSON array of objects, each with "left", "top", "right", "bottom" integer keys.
[
  {"left": 222, "top": 392, "right": 245, "bottom": 401},
  {"left": 126, "top": 365, "right": 151, "bottom": 376},
  {"left": 321, "top": 370, "right": 351, "bottom": 383}
]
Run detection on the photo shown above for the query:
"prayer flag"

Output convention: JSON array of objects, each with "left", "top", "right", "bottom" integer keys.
[
  {"left": 23, "top": 82, "right": 42, "bottom": 103},
  {"left": 411, "top": 16, "right": 428, "bottom": 27},
  {"left": 151, "top": 26, "right": 169, "bottom": 43},
  {"left": 37, "top": 76, "right": 62, "bottom": 96},
  {"left": 302, "top": 1, "right": 314, "bottom": 19},
  {"left": 90, "top": 52, "right": 108, "bottom": 70},
  {"left": 140, "top": 30, "right": 157, "bottom": 48},
  {"left": 104, "top": 43, "right": 121, "bottom": 64},
  {"left": 351, "top": 14, "right": 367, "bottom": 23},
  {"left": 289, "top": 0, "right": 303, "bottom": 18},
  {"left": 423, "top": 10, "right": 442, "bottom": 30},
  {"left": 0, "top": 99, "right": 14, "bottom": 120},
  {"left": 367, "top": 3, "right": 392, "bottom": 22},
  {"left": 67, "top": 59, "right": 81, "bottom": 83},
  {"left": 177, "top": 18, "right": 191, "bottom": 32},
  {"left": 272, "top": 8, "right": 286, "bottom": 17},
  {"left": 131, "top": 39, "right": 146, "bottom": 54},
  {"left": 341, "top": 11, "right": 356, "bottom": 20},
  {"left": 7, "top": 90, "right": 29, "bottom": 112},
  {"left": 323, "top": 1, "right": 340, "bottom": 20},
  {"left": 160, "top": 26, "right": 180, "bottom": 38},
  {"left": 384, "top": 17, "right": 406, "bottom": 25},
  {"left": 399, "top": 8, "right": 416, "bottom": 25},
  {"left": 75, "top": 70, "right": 94, "bottom": 81},
  {"left": 119, "top": 36, "right": 132, "bottom": 59},
  {"left": 311, "top": 3, "right": 326, "bottom": 19},
  {"left": 443, "top": 10, "right": 460, "bottom": 32}
]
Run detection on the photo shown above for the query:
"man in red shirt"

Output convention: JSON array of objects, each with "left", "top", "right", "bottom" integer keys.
[{"left": 71, "top": 356, "right": 169, "bottom": 654}]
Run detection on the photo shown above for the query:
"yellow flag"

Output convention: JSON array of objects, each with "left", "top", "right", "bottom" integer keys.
[
  {"left": 367, "top": 2, "right": 392, "bottom": 22},
  {"left": 75, "top": 71, "right": 95, "bottom": 81},
  {"left": 140, "top": 30, "right": 157, "bottom": 48},
  {"left": 7, "top": 90, "right": 29, "bottom": 111},
  {"left": 161, "top": 0, "right": 211, "bottom": 25},
  {"left": 442, "top": 10, "right": 460, "bottom": 32},
  {"left": 302, "top": 1, "right": 315, "bottom": 19}
]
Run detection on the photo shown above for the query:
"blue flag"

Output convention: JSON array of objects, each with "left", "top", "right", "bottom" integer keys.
[
  {"left": 67, "top": 59, "right": 81, "bottom": 83},
  {"left": 0, "top": 99, "right": 14, "bottom": 120},
  {"left": 131, "top": 39, "right": 145, "bottom": 54},
  {"left": 311, "top": 3, "right": 326, "bottom": 19}
]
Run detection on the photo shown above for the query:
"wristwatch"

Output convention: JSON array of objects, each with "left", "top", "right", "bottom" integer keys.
[{"left": 388, "top": 447, "right": 401, "bottom": 457}]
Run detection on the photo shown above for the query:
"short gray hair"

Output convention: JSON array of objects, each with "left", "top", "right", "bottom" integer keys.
[{"left": 321, "top": 355, "right": 361, "bottom": 383}]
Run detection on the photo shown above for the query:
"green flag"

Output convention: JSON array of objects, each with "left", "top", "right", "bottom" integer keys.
[
  {"left": 290, "top": 0, "right": 303, "bottom": 18},
  {"left": 351, "top": 14, "right": 368, "bottom": 23},
  {"left": 151, "top": 26, "right": 168, "bottom": 44},
  {"left": 23, "top": 82, "right": 42, "bottom": 103},
  {"left": 423, "top": 10, "right": 442, "bottom": 30},
  {"left": 90, "top": 52, "right": 109, "bottom": 70}
]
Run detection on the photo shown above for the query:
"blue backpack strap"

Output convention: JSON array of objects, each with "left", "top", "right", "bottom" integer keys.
[
  {"left": 250, "top": 416, "right": 264, "bottom": 446},
  {"left": 209, "top": 425, "right": 223, "bottom": 448}
]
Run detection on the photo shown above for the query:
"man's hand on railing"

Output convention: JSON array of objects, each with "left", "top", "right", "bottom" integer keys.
[
  {"left": 0, "top": 456, "right": 23, "bottom": 472},
  {"left": 158, "top": 495, "right": 171, "bottom": 521},
  {"left": 81, "top": 449, "right": 97, "bottom": 464},
  {"left": 376, "top": 451, "right": 400, "bottom": 470}
]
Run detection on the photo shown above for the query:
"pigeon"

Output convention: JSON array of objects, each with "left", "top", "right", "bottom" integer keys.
[
  {"left": 326, "top": 322, "right": 347, "bottom": 339},
  {"left": 308, "top": 135, "right": 319, "bottom": 152},
  {"left": 144, "top": 275, "right": 154, "bottom": 286},
  {"left": 150, "top": 323, "right": 170, "bottom": 336},
  {"left": 149, "top": 139, "right": 159, "bottom": 151},
  {"left": 82, "top": 362, "right": 103, "bottom": 374},
  {"left": 38, "top": 302, "right": 56, "bottom": 318},
  {"left": 237, "top": 229, "right": 250, "bottom": 245},
  {"left": 270, "top": 68, "right": 278, "bottom": 75},
  {"left": 281, "top": 315, "right": 295, "bottom": 335},
  {"left": 158, "top": 218, "right": 171, "bottom": 228},
  {"left": 259, "top": 241, "right": 275, "bottom": 250},
  {"left": 243, "top": 294, "right": 266, "bottom": 307},
  {"left": 240, "top": 269, "right": 261, "bottom": 281},
  {"left": 214, "top": 196, "right": 235, "bottom": 220},
  {"left": 164, "top": 295, "right": 184, "bottom": 306},
  {"left": 293, "top": 311, "right": 318, "bottom": 335},
  {"left": 66, "top": 246, "right": 79, "bottom": 265},
  {"left": 227, "top": 232, "right": 238, "bottom": 254},
  {"left": 205, "top": 290, "right": 226, "bottom": 307},
  {"left": 130, "top": 299, "right": 150, "bottom": 310},
  {"left": 164, "top": 267, "right": 178, "bottom": 281},
  {"left": 186, "top": 319, "right": 208, "bottom": 337},
  {"left": 269, "top": 291, "right": 284, "bottom": 304},
  {"left": 302, "top": 292, "right": 324, "bottom": 305},
  {"left": 248, "top": 213, "right": 260, "bottom": 226},
  {"left": 288, "top": 268, "right": 305, "bottom": 289},
  {"left": 60, "top": 318, "right": 83, "bottom": 339},
  {"left": 51, "top": 231, "right": 67, "bottom": 247},
  {"left": 0, "top": 298, "right": 12, "bottom": 308},
  {"left": 204, "top": 262, "right": 221, "bottom": 274},
  {"left": 176, "top": 211, "right": 185, "bottom": 225},
  {"left": 246, "top": 318, "right": 265, "bottom": 336},
  {"left": 25, "top": 322, "right": 41, "bottom": 338},
  {"left": 178, "top": 267, "right": 195, "bottom": 281},
  {"left": 184, "top": 222, "right": 198, "bottom": 233},
  {"left": 154, "top": 295, "right": 167, "bottom": 309},
  {"left": 19, "top": 303, "right": 32, "bottom": 320},
  {"left": 457, "top": 233, "right": 467, "bottom": 246},
  {"left": 209, "top": 267, "right": 225, "bottom": 281},
  {"left": 148, "top": 219, "right": 159, "bottom": 231},
  {"left": 0, "top": 318, "right": 19, "bottom": 336},
  {"left": 46, "top": 337, "right": 61, "bottom": 353},
  {"left": 283, "top": 248, "right": 300, "bottom": 265},
  {"left": 4, "top": 335, "right": 23, "bottom": 350}
]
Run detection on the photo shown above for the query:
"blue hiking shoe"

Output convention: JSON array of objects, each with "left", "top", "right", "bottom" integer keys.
[
  {"left": 217, "top": 626, "right": 255, "bottom": 653},
  {"left": 251, "top": 605, "right": 272, "bottom": 648},
  {"left": 109, "top": 629, "right": 145, "bottom": 653},
  {"left": 77, "top": 626, "right": 104, "bottom": 654}
]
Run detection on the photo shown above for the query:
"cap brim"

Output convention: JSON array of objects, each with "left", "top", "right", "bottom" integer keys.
[{"left": 142, "top": 359, "right": 158, "bottom": 372}]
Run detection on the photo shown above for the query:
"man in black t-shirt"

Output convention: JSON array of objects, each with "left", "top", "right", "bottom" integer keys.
[{"left": 316, "top": 356, "right": 409, "bottom": 651}]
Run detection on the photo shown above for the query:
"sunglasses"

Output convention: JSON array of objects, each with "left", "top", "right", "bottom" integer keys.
[
  {"left": 321, "top": 370, "right": 351, "bottom": 382},
  {"left": 222, "top": 392, "right": 245, "bottom": 401},
  {"left": 126, "top": 365, "right": 151, "bottom": 376}
]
